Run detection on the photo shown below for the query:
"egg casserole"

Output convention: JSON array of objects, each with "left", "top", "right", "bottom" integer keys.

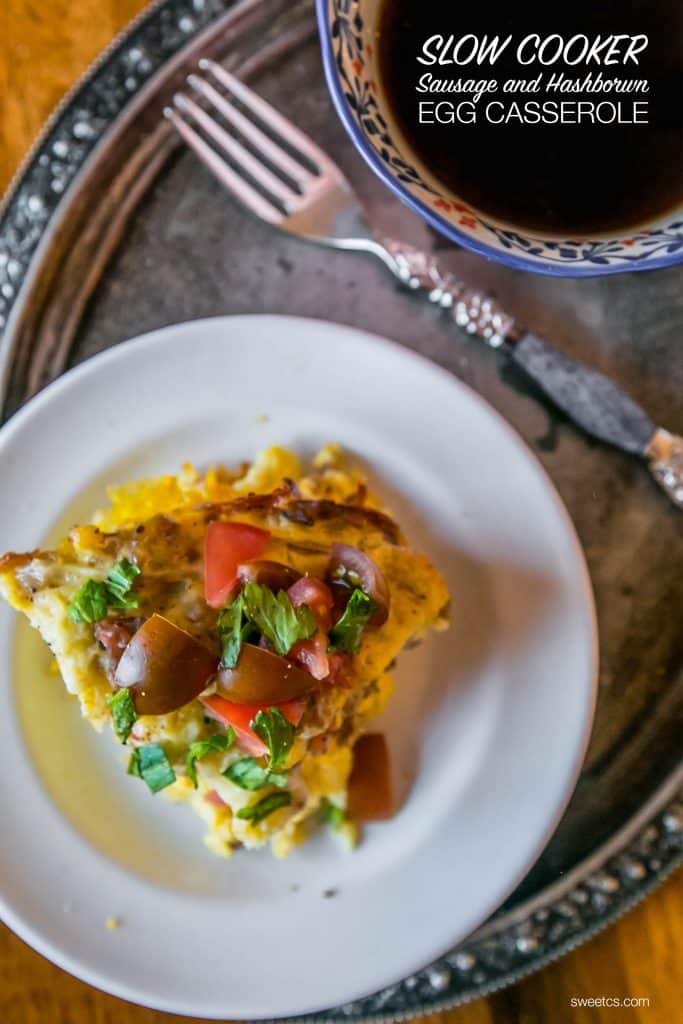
[{"left": 0, "top": 445, "right": 449, "bottom": 857}]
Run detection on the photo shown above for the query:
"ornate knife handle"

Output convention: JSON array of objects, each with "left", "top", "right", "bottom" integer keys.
[
  {"left": 383, "top": 239, "right": 520, "bottom": 348},
  {"left": 382, "top": 239, "right": 682, "bottom": 513},
  {"left": 646, "top": 430, "right": 683, "bottom": 510}
]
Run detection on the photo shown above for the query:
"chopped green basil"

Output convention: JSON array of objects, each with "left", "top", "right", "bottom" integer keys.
[
  {"left": 106, "top": 688, "right": 137, "bottom": 743},
  {"left": 128, "top": 743, "right": 176, "bottom": 793},
  {"left": 241, "top": 582, "right": 316, "bottom": 656},
  {"left": 236, "top": 790, "right": 292, "bottom": 824},
  {"left": 218, "top": 583, "right": 317, "bottom": 665},
  {"left": 223, "top": 756, "right": 288, "bottom": 791},
  {"left": 186, "top": 728, "right": 236, "bottom": 788},
  {"left": 251, "top": 707, "right": 296, "bottom": 772},
  {"left": 216, "top": 595, "right": 256, "bottom": 669},
  {"left": 68, "top": 579, "right": 109, "bottom": 624},
  {"left": 319, "top": 797, "right": 345, "bottom": 830},
  {"left": 106, "top": 558, "right": 141, "bottom": 610},
  {"left": 328, "top": 588, "right": 377, "bottom": 654},
  {"left": 68, "top": 558, "right": 140, "bottom": 624}
]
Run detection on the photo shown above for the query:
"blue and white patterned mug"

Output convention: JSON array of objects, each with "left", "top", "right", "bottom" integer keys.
[{"left": 316, "top": 0, "right": 683, "bottom": 277}]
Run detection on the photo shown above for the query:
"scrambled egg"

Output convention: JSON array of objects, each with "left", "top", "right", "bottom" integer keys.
[{"left": 0, "top": 445, "right": 448, "bottom": 857}]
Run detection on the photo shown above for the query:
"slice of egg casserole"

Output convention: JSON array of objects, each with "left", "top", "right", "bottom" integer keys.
[{"left": 0, "top": 445, "right": 449, "bottom": 857}]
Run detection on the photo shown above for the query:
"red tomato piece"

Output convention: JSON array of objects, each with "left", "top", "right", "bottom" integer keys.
[
  {"left": 288, "top": 576, "right": 334, "bottom": 630},
  {"left": 94, "top": 617, "right": 142, "bottom": 663},
  {"left": 347, "top": 733, "right": 394, "bottom": 821},
  {"left": 326, "top": 651, "right": 351, "bottom": 687},
  {"left": 205, "top": 789, "right": 228, "bottom": 809},
  {"left": 204, "top": 522, "right": 270, "bottom": 608},
  {"left": 199, "top": 695, "right": 305, "bottom": 757},
  {"left": 290, "top": 634, "right": 330, "bottom": 680}
]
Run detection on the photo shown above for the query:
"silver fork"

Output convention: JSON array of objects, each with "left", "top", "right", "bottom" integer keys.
[{"left": 165, "top": 59, "right": 682, "bottom": 511}]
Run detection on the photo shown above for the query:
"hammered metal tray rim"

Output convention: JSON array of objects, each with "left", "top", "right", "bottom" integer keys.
[
  {"left": 291, "top": 847, "right": 683, "bottom": 1024},
  {"left": 0, "top": 0, "right": 170, "bottom": 225}
]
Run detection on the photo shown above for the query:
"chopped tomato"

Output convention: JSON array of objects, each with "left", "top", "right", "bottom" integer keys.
[
  {"left": 205, "top": 789, "right": 227, "bottom": 809},
  {"left": 326, "top": 651, "right": 351, "bottom": 687},
  {"left": 199, "top": 695, "right": 305, "bottom": 757},
  {"left": 94, "top": 617, "right": 143, "bottom": 663},
  {"left": 290, "top": 634, "right": 330, "bottom": 680},
  {"left": 216, "top": 644, "right": 315, "bottom": 703},
  {"left": 115, "top": 614, "right": 217, "bottom": 715},
  {"left": 204, "top": 522, "right": 270, "bottom": 608},
  {"left": 288, "top": 576, "right": 334, "bottom": 630},
  {"left": 347, "top": 733, "right": 394, "bottom": 821}
]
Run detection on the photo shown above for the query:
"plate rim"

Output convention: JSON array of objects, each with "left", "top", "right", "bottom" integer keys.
[{"left": 0, "top": 313, "right": 598, "bottom": 1018}]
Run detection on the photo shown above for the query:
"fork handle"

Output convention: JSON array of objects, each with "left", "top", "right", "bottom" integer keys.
[
  {"left": 383, "top": 239, "right": 520, "bottom": 349},
  {"left": 382, "top": 238, "right": 658, "bottom": 455}
]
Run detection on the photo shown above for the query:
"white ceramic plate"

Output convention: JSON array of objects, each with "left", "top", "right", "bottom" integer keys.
[{"left": 0, "top": 316, "right": 597, "bottom": 1019}]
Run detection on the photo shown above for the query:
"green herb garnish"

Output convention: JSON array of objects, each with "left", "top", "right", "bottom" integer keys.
[
  {"left": 68, "top": 558, "right": 140, "bottom": 624},
  {"left": 68, "top": 579, "right": 109, "bottom": 624},
  {"left": 186, "top": 728, "right": 236, "bottom": 788},
  {"left": 105, "top": 558, "right": 141, "bottom": 609},
  {"left": 319, "top": 797, "right": 345, "bottom": 830},
  {"left": 236, "top": 790, "right": 292, "bottom": 824},
  {"left": 106, "top": 688, "right": 137, "bottom": 743},
  {"left": 223, "top": 707, "right": 296, "bottom": 790},
  {"left": 251, "top": 707, "right": 296, "bottom": 772},
  {"left": 328, "top": 588, "right": 377, "bottom": 654},
  {"left": 217, "top": 595, "right": 255, "bottom": 669},
  {"left": 128, "top": 743, "right": 176, "bottom": 793},
  {"left": 217, "top": 583, "right": 317, "bottom": 666},
  {"left": 223, "top": 756, "right": 288, "bottom": 791},
  {"left": 241, "top": 582, "right": 317, "bottom": 656}
]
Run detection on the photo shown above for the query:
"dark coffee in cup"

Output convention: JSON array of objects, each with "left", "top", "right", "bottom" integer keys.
[{"left": 379, "top": 0, "right": 683, "bottom": 234}]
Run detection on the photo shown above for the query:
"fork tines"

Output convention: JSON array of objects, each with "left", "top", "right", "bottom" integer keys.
[{"left": 164, "top": 59, "right": 326, "bottom": 224}]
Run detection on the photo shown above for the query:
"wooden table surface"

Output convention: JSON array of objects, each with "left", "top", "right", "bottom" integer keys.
[{"left": 0, "top": 2, "right": 681, "bottom": 1021}]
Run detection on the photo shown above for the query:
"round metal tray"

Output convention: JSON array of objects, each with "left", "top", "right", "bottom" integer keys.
[{"left": 0, "top": 0, "right": 682, "bottom": 1018}]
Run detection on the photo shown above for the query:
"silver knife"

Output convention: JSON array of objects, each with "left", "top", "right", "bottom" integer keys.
[{"left": 386, "top": 242, "right": 683, "bottom": 511}]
